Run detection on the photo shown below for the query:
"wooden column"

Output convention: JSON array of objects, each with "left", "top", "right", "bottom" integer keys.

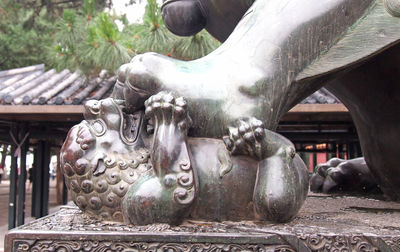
[
  {"left": 299, "top": 152, "right": 306, "bottom": 165},
  {"left": 326, "top": 143, "right": 334, "bottom": 161},
  {"left": 312, "top": 145, "right": 317, "bottom": 172},
  {"left": 62, "top": 178, "right": 68, "bottom": 205},
  {"left": 32, "top": 142, "right": 43, "bottom": 218},
  {"left": 338, "top": 144, "right": 345, "bottom": 159},
  {"left": 346, "top": 142, "right": 354, "bottom": 160},
  {"left": 1, "top": 144, "right": 7, "bottom": 178},
  {"left": 31, "top": 147, "right": 38, "bottom": 217},
  {"left": 42, "top": 140, "right": 50, "bottom": 216},
  {"left": 8, "top": 125, "right": 18, "bottom": 230},
  {"left": 17, "top": 123, "right": 29, "bottom": 226},
  {"left": 32, "top": 140, "right": 51, "bottom": 218},
  {"left": 56, "top": 150, "right": 64, "bottom": 205},
  {"left": 334, "top": 143, "right": 339, "bottom": 158}
]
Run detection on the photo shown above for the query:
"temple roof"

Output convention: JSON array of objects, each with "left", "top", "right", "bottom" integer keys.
[
  {"left": 300, "top": 88, "right": 340, "bottom": 104},
  {"left": 0, "top": 64, "right": 115, "bottom": 105},
  {"left": 0, "top": 65, "right": 341, "bottom": 106},
  {"left": 0, "top": 65, "right": 353, "bottom": 146}
]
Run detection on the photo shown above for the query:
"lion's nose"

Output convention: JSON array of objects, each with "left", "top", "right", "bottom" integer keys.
[{"left": 84, "top": 100, "right": 101, "bottom": 115}]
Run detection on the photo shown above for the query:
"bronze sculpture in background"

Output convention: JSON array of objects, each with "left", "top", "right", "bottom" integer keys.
[{"left": 310, "top": 157, "right": 381, "bottom": 195}]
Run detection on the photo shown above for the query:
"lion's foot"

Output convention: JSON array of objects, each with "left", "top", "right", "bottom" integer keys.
[
  {"left": 122, "top": 176, "right": 191, "bottom": 225},
  {"left": 223, "top": 117, "right": 265, "bottom": 159},
  {"left": 144, "top": 92, "right": 195, "bottom": 200},
  {"left": 123, "top": 92, "right": 197, "bottom": 225},
  {"left": 144, "top": 91, "right": 191, "bottom": 131}
]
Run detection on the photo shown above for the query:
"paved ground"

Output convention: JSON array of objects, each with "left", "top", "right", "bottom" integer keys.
[{"left": 0, "top": 180, "right": 64, "bottom": 252}]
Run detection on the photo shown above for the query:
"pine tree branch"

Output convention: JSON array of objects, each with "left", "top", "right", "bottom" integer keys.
[{"left": 41, "top": 0, "right": 82, "bottom": 7}]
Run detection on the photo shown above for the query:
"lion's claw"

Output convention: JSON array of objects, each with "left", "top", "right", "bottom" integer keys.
[
  {"left": 145, "top": 91, "right": 191, "bottom": 131},
  {"left": 223, "top": 117, "right": 265, "bottom": 159}
]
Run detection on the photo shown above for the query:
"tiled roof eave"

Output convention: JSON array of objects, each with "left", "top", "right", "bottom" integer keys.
[
  {"left": 0, "top": 105, "right": 84, "bottom": 114},
  {"left": 0, "top": 103, "right": 348, "bottom": 115},
  {"left": 289, "top": 104, "right": 348, "bottom": 113}
]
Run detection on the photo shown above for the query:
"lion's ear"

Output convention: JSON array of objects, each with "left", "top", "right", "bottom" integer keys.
[{"left": 296, "top": 1, "right": 400, "bottom": 83}]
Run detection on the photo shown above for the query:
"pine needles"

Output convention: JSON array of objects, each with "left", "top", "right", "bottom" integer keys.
[
  {"left": 1, "top": 0, "right": 221, "bottom": 76},
  {"left": 172, "top": 30, "right": 220, "bottom": 60}
]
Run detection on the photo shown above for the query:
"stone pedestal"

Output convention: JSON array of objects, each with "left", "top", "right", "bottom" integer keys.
[{"left": 5, "top": 194, "right": 400, "bottom": 251}]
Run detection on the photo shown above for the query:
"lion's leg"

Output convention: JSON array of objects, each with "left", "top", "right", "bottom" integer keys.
[
  {"left": 116, "top": 0, "right": 373, "bottom": 138},
  {"left": 122, "top": 92, "right": 196, "bottom": 225},
  {"left": 326, "top": 44, "right": 400, "bottom": 200},
  {"left": 223, "top": 117, "right": 308, "bottom": 222}
]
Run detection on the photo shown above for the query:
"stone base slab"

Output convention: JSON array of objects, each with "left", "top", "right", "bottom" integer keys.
[{"left": 5, "top": 194, "right": 400, "bottom": 251}]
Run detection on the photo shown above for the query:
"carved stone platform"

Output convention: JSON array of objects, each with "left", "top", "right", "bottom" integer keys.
[{"left": 5, "top": 194, "right": 400, "bottom": 251}]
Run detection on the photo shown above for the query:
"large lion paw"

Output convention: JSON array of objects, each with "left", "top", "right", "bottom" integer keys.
[
  {"left": 223, "top": 117, "right": 265, "bottom": 159},
  {"left": 144, "top": 91, "right": 192, "bottom": 131}
]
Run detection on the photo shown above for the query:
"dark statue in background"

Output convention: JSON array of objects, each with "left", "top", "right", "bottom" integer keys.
[
  {"left": 310, "top": 157, "right": 381, "bottom": 195},
  {"left": 61, "top": 0, "right": 400, "bottom": 225}
]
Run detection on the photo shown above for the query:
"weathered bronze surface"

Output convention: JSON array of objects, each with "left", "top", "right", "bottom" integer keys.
[
  {"left": 326, "top": 43, "right": 400, "bottom": 200},
  {"left": 161, "top": 0, "right": 255, "bottom": 41},
  {"left": 310, "top": 157, "right": 380, "bottom": 194},
  {"left": 60, "top": 90, "right": 308, "bottom": 224},
  {"left": 5, "top": 195, "right": 400, "bottom": 251},
  {"left": 140, "top": 0, "right": 400, "bottom": 200},
  {"left": 123, "top": 0, "right": 374, "bottom": 137},
  {"left": 61, "top": 0, "right": 400, "bottom": 228}
]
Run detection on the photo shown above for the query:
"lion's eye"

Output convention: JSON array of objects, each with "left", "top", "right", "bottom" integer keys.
[{"left": 91, "top": 119, "right": 106, "bottom": 136}]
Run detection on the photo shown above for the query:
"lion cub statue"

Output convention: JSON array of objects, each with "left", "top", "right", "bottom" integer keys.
[{"left": 61, "top": 92, "right": 308, "bottom": 225}]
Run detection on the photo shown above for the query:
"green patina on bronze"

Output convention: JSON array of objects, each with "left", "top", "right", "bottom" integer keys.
[
  {"left": 61, "top": 90, "right": 308, "bottom": 224},
  {"left": 60, "top": 0, "right": 400, "bottom": 226}
]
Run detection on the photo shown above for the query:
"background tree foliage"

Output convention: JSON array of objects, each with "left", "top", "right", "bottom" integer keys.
[
  {"left": 0, "top": 0, "right": 220, "bottom": 75},
  {"left": 0, "top": 0, "right": 110, "bottom": 70},
  {"left": 47, "top": 0, "right": 132, "bottom": 75},
  {"left": 0, "top": 0, "right": 52, "bottom": 69}
]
